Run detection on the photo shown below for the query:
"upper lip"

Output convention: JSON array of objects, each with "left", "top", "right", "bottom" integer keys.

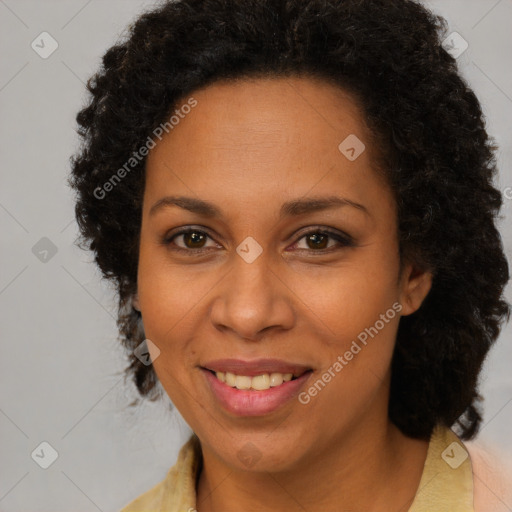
[{"left": 202, "top": 358, "right": 312, "bottom": 377}]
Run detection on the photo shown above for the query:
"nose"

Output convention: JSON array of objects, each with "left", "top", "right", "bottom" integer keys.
[{"left": 209, "top": 248, "right": 295, "bottom": 341}]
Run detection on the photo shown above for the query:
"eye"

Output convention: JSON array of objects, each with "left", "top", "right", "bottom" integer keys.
[
  {"left": 162, "top": 226, "right": 355, "bottom": 255},
  {"left": 163, "top": 228, "right": 218, "bottom": 253},
  {"left": 290, "top": 228, "right": 354, "bottom": 253}
]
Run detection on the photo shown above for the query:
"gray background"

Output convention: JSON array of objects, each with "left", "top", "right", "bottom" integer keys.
[{"left": 1, "top": 0, "right": 511, "bottom": 510}]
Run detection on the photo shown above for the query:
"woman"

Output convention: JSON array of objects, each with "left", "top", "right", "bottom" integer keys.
[{"left": 69, "top": 0, "right": 512, "bottom": 510}]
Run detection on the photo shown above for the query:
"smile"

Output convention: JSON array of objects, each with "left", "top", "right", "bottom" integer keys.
[
  {"left": 201, "top": 366, "right": 313, "bottom": 416},
  {"left": 212, "top": 370, "right": 297, "bottom": 391}
]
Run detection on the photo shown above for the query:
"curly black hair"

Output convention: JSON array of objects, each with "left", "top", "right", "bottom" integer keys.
[{"left": 68, "top": 0, "right": 510, "bottom": 441}]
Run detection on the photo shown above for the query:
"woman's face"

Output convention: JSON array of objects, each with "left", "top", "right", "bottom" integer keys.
[{"left": 136, "top": 76, "right": 432, "bottom": 471}]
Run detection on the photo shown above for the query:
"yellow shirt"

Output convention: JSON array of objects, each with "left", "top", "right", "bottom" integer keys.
[{"left": 120, "top": 424, "right": 475, "bottom": 511}]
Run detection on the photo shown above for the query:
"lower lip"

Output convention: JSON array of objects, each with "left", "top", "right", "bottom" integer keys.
[{"left": 202, "top": 369, "right": 312, "bottom": 417}]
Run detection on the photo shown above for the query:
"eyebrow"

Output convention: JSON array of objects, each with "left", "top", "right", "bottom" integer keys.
[{"left": 149, "top": 195, "right": 369, "bottom": 218}]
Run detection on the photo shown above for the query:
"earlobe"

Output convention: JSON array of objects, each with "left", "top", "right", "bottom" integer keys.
[
  {"left": 399, "top": 264, "right": 433, "bottom": 316},
  {"left": 132, "top": 293, "right": 141, "bottom": 312}
]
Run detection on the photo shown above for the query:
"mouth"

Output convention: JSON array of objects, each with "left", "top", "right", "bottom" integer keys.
[
  {"left": 200, "top": 359, "right": 313, "bottom": 416},
  {"left": 203, "top": 368, "right": 307, "bottom": 391}
]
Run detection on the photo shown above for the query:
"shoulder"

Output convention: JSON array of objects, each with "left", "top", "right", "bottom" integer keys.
[
  {"left": 464, "top": 437, "right": 512, "bottom": 512},
  {"left": 410, "top": 425, "right": 511, "bottom": 512},
  {"left": 119, "top": 433, "right": 201, "bottom": 512},
  {"left": 119, "top": 476, "right": 167, "bottom": 512}
]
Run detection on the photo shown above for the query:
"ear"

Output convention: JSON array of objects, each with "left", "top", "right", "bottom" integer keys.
[
  {"left": 132, "top": 292, "right": 141, "bottom": 312},
  {"left": 398, "top": 263, "right": 433, "bottom": 316}
]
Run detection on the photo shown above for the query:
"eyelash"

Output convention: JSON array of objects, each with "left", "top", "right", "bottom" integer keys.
[{"left": 161, "top": 226, "right": 355, "bottom": 255}]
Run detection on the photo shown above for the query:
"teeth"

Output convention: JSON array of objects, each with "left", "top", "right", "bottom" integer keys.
[
  {"left": 269, "top": 373, "right": 283, "bottom": 387},
  {"left": 235, "top": 375, "right": 252, "bottom": 389},
  {"left": 252, "top": 374, "right": 270, "bottom": 390},
  {"left": 215, "top": 371, "right": 295, "bottom": 390},
  {"left": 225, "top": 372, "right": 236, "bottom": 387}
]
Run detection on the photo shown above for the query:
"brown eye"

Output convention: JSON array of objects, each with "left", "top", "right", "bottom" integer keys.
[
  {"left": 181, "top": 231, "right": 207, "bottom": 249},
  {"left": 164, "top": 228, "right": 218, "bottom": 252},
  {"left": 292, "top": 229, "right": 355, "bottom": 253},
  {"left": 305, "top": 233, "right": 329, "bottom": 250}
]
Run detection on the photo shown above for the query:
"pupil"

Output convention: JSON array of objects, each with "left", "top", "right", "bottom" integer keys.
[
  {"left": 308, "top": 233, "right": 327, "bottom": 249},
  {"left": 185, "top": 231, "right": 205, "bottom": 248}
]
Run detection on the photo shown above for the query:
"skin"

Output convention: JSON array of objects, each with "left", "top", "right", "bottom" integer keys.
[{"left": 134, "top": 76, "right": 433, "bottom": 512}]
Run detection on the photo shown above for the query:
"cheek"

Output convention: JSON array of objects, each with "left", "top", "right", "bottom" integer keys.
[
  {"left": 288, "top": 243, "right": 402, "bottom": 405},
  {"left": 293, "top": 271, "right": 401, "bottom": 395},
  {"left": 136, "top": 246, "right": 193, "bottom": 375},
  {"left": 291, "top": 251, "right": 401, "bottom": 343},
  {"left": 295, "top": 275, "right": 401, "bottom": 421},
  {"left": 136, "top": 241, "right": 216, "bottom": 336},
  {"left": 137, "top": 261, "right": 201, "bottom": 406}
]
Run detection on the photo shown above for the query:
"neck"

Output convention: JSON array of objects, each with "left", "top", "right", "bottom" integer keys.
[{"left": 196, "top": 414, "right": 429, "bottom": 512}]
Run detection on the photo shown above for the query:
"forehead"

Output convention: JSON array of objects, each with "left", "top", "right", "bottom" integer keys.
[
  {"left": 144, "top": 76, "right": 391, "bottom": 215},
  {"left": 156, "top": 75, "right": 370, "bottom": 155}
]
